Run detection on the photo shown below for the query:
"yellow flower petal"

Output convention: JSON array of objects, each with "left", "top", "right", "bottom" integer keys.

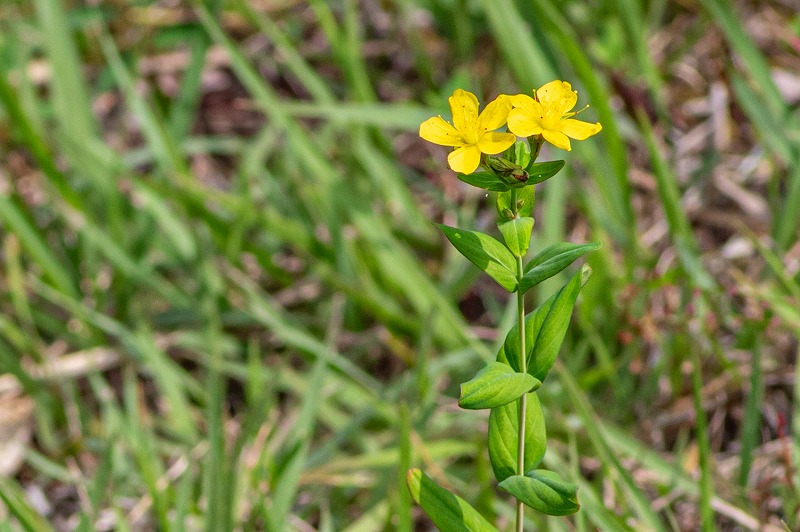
[
  {"left": 448, "top": 89, "right": 479, "bottom": 132},
  {"left": 419, "top": 116, "right": 463, "bottom": 147},
  {"left": 477, "top": 95, "right": 512, "bottom": 132},
  {"left": 541, "top": 129, "right": 572, "bottom": 151},
  {"left": 507, "top": 107, "right": 543, "bottom": 137},
  {"left": 477, "top": 132, "right": 516, "bottom": 155},
  {"left": 447, "top": 145, "right": 482, "bottom": 174},
  {"left": 561, "top": 119, "right": 602, "bottom": 140},
  {"left": 536, "top": 80, "right": 577, "bottom": 115},
  {"left": 510, "top": 93, "right": 537, "bottom": 112}
]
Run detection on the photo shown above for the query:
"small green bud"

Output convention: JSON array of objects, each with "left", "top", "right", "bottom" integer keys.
[{"left": 485, "top": 157, "right": 528, "bottom": 186}]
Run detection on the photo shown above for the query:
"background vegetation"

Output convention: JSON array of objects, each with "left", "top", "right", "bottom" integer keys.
[{"left": 0, "top": 0, "right": 799, "bottom": 530}]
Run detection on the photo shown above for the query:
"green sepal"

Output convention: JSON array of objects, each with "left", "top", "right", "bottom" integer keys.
[
  {"left": 487, "top": 392, "right": 546, "bottom": 482},
  {"left": 437, "top": 225, "right": 518, "bottom": 292},
  {"left": 496, "top": 186, "right": 535, "bottom": 221},
  {"left": 498, "top": 470, "right": 580, "bottom": 516},
  {"left": 498, "top": 217, "right": 534, "bottom": 257},
  {"left": 459, "top": 362, "right": 541, "bottom": 410},
  {"left": 519, "top": 242, "right": 600, "bottom": 293},
  {"left": 457, "top": 172, "right": 511, "bottom": 192},
  {"left": 500, "top": 268, "right": 588, "bottom": 381},
  {"left": 406, "top": 468, "right": 498, "bottom": 531},
  {"left": 525, "top": 160, "right": 565, "bottom": 184}
]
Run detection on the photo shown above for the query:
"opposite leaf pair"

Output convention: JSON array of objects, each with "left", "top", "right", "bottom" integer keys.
[{"left": 439, "top": 224, "right": 599, "bottom": 296}]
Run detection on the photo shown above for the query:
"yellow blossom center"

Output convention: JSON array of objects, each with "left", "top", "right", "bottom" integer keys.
[
  {"left": 461, "top": 127, "right": 481, "bottom": 145},
  {"left": 540, "top": 111, "right": 562, "bottom": 131}
]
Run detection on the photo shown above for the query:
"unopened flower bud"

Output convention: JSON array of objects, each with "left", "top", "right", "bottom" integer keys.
[{"left": 484, "top": 157, "right": 528, "bottom": 186}]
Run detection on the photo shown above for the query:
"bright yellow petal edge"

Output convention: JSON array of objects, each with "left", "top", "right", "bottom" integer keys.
[
  {"left": 448, "top": 145, "right": 482, "bottom": 174},
  {"left": 419, "top": 116, "right": 462, "bottom": 147}
]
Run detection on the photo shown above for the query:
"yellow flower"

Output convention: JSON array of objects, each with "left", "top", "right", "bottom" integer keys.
[
  {"left": 419, "top": 89, "right": 516, "bottom": 174},
  {"left": 507, "top": 81, "right": 602, "bottom": 151}
]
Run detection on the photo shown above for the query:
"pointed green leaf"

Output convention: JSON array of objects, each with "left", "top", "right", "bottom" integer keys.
[
  {"left": 499, "top": 470, "right": 580, "bottom": 516},
  {"left": 526, "top": 160, "right": 565, "bottom": 184},
  {"left": 498, "top": 217, "right": 534, "bottom": 257},
  {"left": 457, "top": 172, "right": 511, "bottom": 192},
  {"left": 527, "top": 269, "right": 586, "bottom": 381},
  {"left": 437, "top": 225, "right": 518, "bottom": 292},
  {"left": 501, "top": 269, "right": 586, "bottom": 380},
  {"left": 459, "top": 362, "right": 540, "bottom": 410},
  {"left": 487, "top": 393, "right": 546, "bottom": 482},
  {"left": 406, "top": 468, "right": 498, "bottom": 531},
  {"left": 496, "top": 186, "right": 535, "bottom": 220},
  {"left": 520, "top": 242, "right": 600, "bottom": 293}
]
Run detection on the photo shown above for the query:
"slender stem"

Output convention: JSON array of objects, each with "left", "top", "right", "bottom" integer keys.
[
  {"left": 513, "top": 138, "right": 539, "bottom": 532},
  {"left": 515, "top": 253, "right": 527, "bottom": 532},
  {"left": 509, "top": 187, "right": 518, "bottom": 216}
]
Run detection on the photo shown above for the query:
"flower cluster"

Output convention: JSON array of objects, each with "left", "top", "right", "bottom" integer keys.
[{"left": 419, "top": 81, "right": 602, "bottom": 174}]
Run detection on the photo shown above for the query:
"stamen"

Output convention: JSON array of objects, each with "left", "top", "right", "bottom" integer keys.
[{"left": 563, "top": 104, "right": 589, "bottom": 119}]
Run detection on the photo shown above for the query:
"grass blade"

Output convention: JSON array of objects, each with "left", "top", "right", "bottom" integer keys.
[
  {"left": 637, "top": 109, "right": 714, "bottom": 291},
  {"left": 0, "top": 476, "right": 54, "bottom": 532},
  {"left": 34, "top": 0, "right": 96, "bottom": 142},
  {"left": 268, "top": 346, "right": 329, "bottom": 531},
  {"left": 556, "top": 364, "right": 667, "bottom": 531},
  {"left": 690, "top": 350, "right": 714, "bottom": 531},
  {"left": 738, "top": 339, "right": 763, "bottom": 487}
]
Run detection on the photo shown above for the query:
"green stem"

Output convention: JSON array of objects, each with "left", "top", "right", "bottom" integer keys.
[
  {"left": 514, "top": 138, "right": 539, "bottom": 531},
  {"left": 515, "top": 253, "right": 526, "bottom": 532}
]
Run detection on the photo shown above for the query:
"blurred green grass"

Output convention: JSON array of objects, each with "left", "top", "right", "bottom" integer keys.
[{"left": 0, "top": 0, "right": 798, "bottom": 530}]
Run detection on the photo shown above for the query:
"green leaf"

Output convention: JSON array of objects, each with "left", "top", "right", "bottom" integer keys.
[
  {"left": 501, "top": 269, "right": 586, "bottom": 380},
  {"left": 526, "top": 160, "right": 565, "bottom": 184},
  {"left": 498, "top": 217, "right": 534, "bottom": 258},
  {"left": 520, "top": 242, "right": 600, "bottom": 293},
  {"left": 406, "top": 469, "right": 498, "bottom": 531},
  {"left": 505, "top": 139, "right": 531, "bottom": 169},
  {"left": 528, "top": 268, "right": 587, "bottom": 381},
  {"left": 437, "top": 225, "right": 518, "bottom": 292},
  {"left": 457, "top": 172, "right": 511, "bottom": 192},
  {"left": 487, "top": 393, "right": 546, "bottom": 482},
  {"left": 496, "top": 186, "right": 535, "bottom": 220},
  {"left": 499, "top": 470, "right": 580, "bottom": 516},
  {"left": 459, "top": 362, "right": 540, "bottom": 410}
]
